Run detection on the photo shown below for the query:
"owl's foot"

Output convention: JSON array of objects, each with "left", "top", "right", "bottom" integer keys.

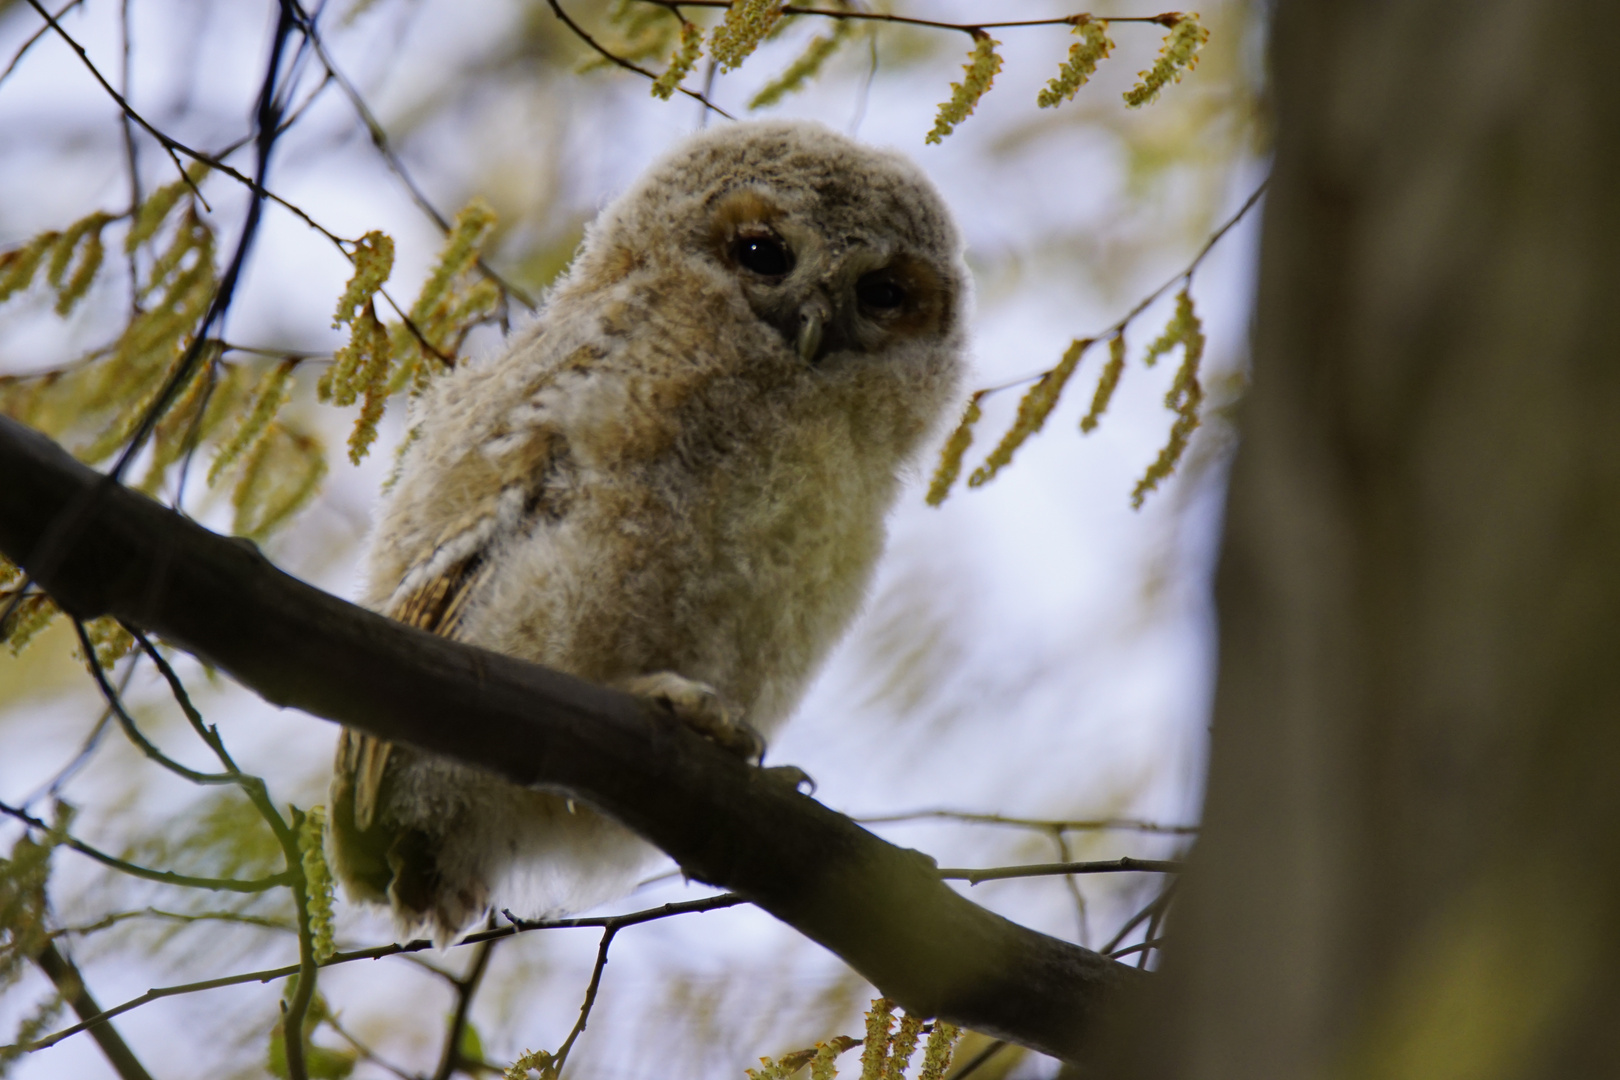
[
  {"left": 762, "top": 764, "right": 816, "bottom": 795},
  {"left": 626, "top": 671, "right": 765, "bottom": 764}
]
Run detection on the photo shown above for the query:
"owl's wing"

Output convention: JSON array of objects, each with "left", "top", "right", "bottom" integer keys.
[{"left": 336, "top": 552, "right": 491, "bottom": 831}]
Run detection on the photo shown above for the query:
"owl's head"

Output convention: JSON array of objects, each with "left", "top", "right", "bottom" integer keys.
[{"left": 571, "top": 121, "right": 968, "bottom": 455}]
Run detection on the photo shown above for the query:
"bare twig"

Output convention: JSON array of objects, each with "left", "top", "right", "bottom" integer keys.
[
  {"left": 432, "top": 929, "right": 499, "bottom": 1080},
  {"left": 72, "top": 619, "right": 240, "bottom": 788},
  {"left": 1108, "top": 936, "right": 1166, "bottom": 961},
  {"left": 0, "top": 0, "right": 87, "bottom": 93},
  {"left": 0, "top": 799, "right": 294, "bottom": 893},
  {"left": 974, "top": 179, "right": 1269, "bottom": 399},
  {"left": 1101, "top": 878, "right": 1179, "bottom": 957},
  {"left": 284, "top": 0, "right": 537, "bottom": 310},
  {"left": 939, "top": 858, "right": 1181, "bottom": 885},
  {"left": 858, "top": 808, "right": 1200, "bottom": 836},
  {"left": 945, "top": 1039, "right": 1007, "bottom": 1080},
  {"left": 127, "top": 626, "right": 295, "bottom": 844},
  {"left": 50, "top": 906, "right": 293, "bottom": 940},
  {"left": 548, "top": 923, "right": 620, "bottom": 1077},
  {"left": 25, "top": 893, "right": 748, "bottom": 1055}
]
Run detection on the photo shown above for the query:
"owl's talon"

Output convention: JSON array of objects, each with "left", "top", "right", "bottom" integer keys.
[
  {"left": 762, "top": 764, "right": 816, "bottom": 795},
  {"left": 626, "top": 671, "right": 763, "bottom": 764}
]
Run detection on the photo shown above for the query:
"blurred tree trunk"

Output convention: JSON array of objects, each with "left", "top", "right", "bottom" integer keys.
[{"left": 1118, "top": 0, "right": 1620, "bottom": 1074}]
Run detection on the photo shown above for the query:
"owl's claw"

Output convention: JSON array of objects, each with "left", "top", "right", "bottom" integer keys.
[
  {"left": 762, "top": 764, "right": 816, "bottom": 795},
  {"left": 626, "top": 671, "right": 765, "bottom": 764}
]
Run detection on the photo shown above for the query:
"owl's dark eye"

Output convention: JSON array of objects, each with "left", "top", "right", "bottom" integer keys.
[
  {"left": 856, "top": 271, "right": 907, "bottom": 311},
  {"left": 733, "top": 234, "right": 792, "bottom": 277}
]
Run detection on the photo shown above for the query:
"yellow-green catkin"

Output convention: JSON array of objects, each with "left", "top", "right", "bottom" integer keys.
[
  {"left": 880, "top": 1014, "right": 924, "bottom": 1080},
  {"left": 79, "top": 615, "right": 134, "bottom": 671},
  {"left": 916, "top": 1021, "right": 960, "bottom": 1080},
  {"left": 1037, "top": 18, "right": 1113, "bottom": 108},
  {"left": 332, "top": 230, "right": 394, "bottom": 332},
  {"left": 211, "top": 358, "right": 297, "bottom": 485},
  {"left": 710, "top": 0, "right": 785, "bottom": 71},
  {"left": 299, "top": 806, "right": 336, "bottom": 963},
  {"left": 346, "top": 302, "right": 395, "bottom": 463},
  {"left": 927, "top": 33, "right": 1002, "bottom": 144},
  {"left": 1081, "top": 332, "right": 1128, "bottom": 433},
  {"left": 858, "top": 998, "right": 895, "bottom": 1080},
  {"left": 48, "top": 212, "right": 113, "bottom": 316},
  {"left": 504, "top": 1048, "right": 554, "bottom": 1080},
  {"left": 141, "top": 206, "right": 211, "bottom": 301},
  {"left": 968, "top": 338, "right": 1092, "bottom": 489},
  {"left": 393, "top": 198, "right": 497, "bottom": 378},
  {"left": 232, "top": 425, "right": 327, "bottom": 539},
  {"left": 652, "top": 21, "right": 705, "bottom": 99},
  {"left": 1123, "top": 13, "right": 1209, "bottom": 108},
  {"left": 3, "top": 594, "right": 60, "bottom": 656},
  {"left": 925, "top": 394, "right": 984, "bottom": 506},
  {"left": 750, "top": 20, "right": 856, "bottom": 109},
  {"left": 0, "top": 992, "right": 66, "bottom": 1070},
  {"left": 419, "top": 201, "right": 496, "bottom": 324},
  {"left": 0, "top": 232, "right": 59, "bottom": 305},
  {"left": 809, "top": 1037, "right": 860, "bottom": 1080},
  {"left": 1131, "top": 289, "right": 1205, "bottom": 507},
  {"left": 125, "top": 164, "right": 210, "bottom": 254}
]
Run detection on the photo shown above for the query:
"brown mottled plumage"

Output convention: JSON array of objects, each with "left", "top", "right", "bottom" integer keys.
[{"left": 329, "top": 120, "right": 968, "bottom": 943}]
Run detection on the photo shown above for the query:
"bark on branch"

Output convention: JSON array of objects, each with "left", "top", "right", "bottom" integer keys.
[{"left": 0, "top": 416, "right": 1140, "bottom": 1064}]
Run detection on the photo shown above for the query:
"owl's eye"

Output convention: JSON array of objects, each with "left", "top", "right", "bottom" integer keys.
[
  {"left": 856, "top": 271, "right": 907, "bottom": 312},
  {"left": 733, "top": 234, "right": 793, "bottom": 277}
]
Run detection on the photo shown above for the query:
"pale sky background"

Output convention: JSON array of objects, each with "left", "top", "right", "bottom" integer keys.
[{"left": 0, "top": 1, "right": 1265, "bottom": 1076}]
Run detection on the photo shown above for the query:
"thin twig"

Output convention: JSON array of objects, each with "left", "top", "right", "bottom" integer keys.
[
  {"left": 1101, "top": 878, "right": 1179, "bottom": 957},
  {"left": 0, "top": 0, "right": 86, "bottom": 93},
  {"left": 858, "top": 807, "right": 1200, "bottom": 836},
  {"left": 644, "top": 1, "right": 1174, "bottom": 32},
  {"left": 324, "top": 1012, "right": 419, "bottom": 1080},
  {"left": 976, "top": 178, "right": 1270, "bottom": 398},
  {"left": 127, "top": 627, "right": 295, "bottom": 843},
  {"left": 1108, "top": 936, "right": 1166, "bottom": 961},
  {"left": 282, "top": 804, "right": 318, "bottom": 1080},
  {"left": 547, "top": 0, "right": 734, "bottom": 119},
  {"left": 945, "top": 1039, "right": 1006, "bottom": 1080},
  {"left": 72, "top": 620, "right": 239, "bottom": 787},
  {"left": 938, "top": 858, "right": 1181, "bottom": 885},
  {"left": 433, "top": 927, "right": 498, "bottom": 1080},
  {"left": 549, "top": 923, "right": 620, "bottom": 1077},
  {"left": 0, "top": 798, "right": 293, "bottom": 893},
  {"left": 26, "top": 893, "right": 747, "bottom": 1055},
  {"left": 1049, "top": 829, "right": 1090, "bottom": 946},
  {"left": 49, "top": 906, "right": 293, "bottom": 940},
  {"left": 285, "top": 0, "right": 537, "bottom": 310}
]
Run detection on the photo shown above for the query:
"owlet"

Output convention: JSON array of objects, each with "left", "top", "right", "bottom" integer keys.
[{"left": 329, "top": 120, "right": 968, "bottom": 943}]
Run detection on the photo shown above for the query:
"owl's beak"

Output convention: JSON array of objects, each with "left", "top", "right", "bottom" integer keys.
[{"left": 796, "top": 294, "right": 832, "bottom": 363}]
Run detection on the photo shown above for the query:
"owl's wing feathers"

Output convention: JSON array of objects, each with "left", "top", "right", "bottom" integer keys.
[
  {"left": 330, "top": 417, "right": 562, "bottom": 904},
  {"left": 342, "top": 550, "right": 491, "bottom": 826}
]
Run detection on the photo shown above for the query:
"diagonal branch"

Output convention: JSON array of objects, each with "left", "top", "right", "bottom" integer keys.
[
  {"left": 0, "top": 416, "right": 1142, "bottom": 1066},
  {"left": 30, "top": 940, "right": 155, "bottom": 1080}
]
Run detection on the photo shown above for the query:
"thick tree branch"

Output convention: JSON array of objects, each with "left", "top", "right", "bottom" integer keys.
[{"left": 0, "top": 416, "right": 1141, "bottom": 1065}]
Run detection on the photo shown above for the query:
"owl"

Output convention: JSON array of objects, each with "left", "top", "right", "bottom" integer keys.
[{"left": 328, "top": 119, "right": 968, "bottom": 944}]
